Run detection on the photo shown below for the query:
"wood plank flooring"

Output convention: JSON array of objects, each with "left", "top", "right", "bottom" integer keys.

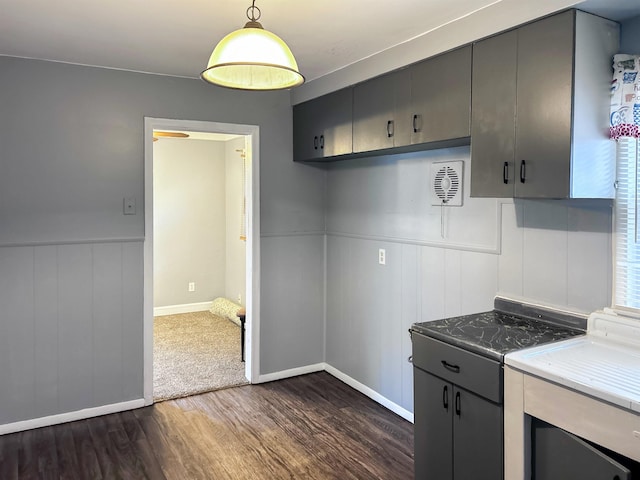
[{"left": 0, "top": 372, "right": 414, "bottom": 479}]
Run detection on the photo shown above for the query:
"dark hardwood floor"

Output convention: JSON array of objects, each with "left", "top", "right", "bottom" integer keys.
[{"left": 0, "top": 372, "right": 414, "bottom": 479}]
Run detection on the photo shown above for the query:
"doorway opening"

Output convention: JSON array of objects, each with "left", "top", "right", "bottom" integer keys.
[{"left": 143, "top": 118, "right": 260, "bottom": 405}]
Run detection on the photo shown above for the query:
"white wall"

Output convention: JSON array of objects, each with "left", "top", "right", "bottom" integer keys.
[
  {"left": 153, "top": 139, "right": 227, "bottom": 307},
  {"left": 225, "top": 137, "right": 247, "bottom": 305},
  {"left": 325, "top": 148, "right": 612, "bottom": 414}
]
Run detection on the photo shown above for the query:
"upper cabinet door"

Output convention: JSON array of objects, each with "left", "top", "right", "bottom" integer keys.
[
  {"left": 410, "top": 46, "right": 472, "bottom": 145},
  {"left": 293, "top": 98, "right": 320, "bottom": 162},
  {"left": 320, "top": 87, "right": 353, "bottom": 158},
  {"left": 515, "top": 11, "right": 574, "bottom": 198},
  {"left": 293, "top": 88, "right": 353, "bottom": 162},
  {"left": 470, "top": 30, "right": 518, "bottom": 198},
  {"left": 353, "top": 69, "right": 411, "bottom": 153}
]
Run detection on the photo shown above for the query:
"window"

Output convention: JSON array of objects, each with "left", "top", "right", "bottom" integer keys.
[
  {"left": 611, "top": 53, "right": 640, "bottom": 310},
  {"left": 614, "top": 138, "right": 640, "bottom": 309}
]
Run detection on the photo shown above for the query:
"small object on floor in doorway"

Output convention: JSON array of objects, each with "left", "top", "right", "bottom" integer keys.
[
  {"left": 209, "top": 297, "right": 243, "bottom": 326},
  {"left": 237, "top": 308, "right": 246, "bottom": 362}
]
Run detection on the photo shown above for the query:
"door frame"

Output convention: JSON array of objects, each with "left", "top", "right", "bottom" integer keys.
[{"left": 143, "top": 117, "right": 261, "bottom": 404}]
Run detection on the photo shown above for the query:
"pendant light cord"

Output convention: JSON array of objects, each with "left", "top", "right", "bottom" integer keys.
[{"left": 247, "top": 0, "right": 261, "bottom": 22}]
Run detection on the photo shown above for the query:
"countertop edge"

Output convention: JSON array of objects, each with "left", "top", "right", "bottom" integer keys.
[{"left": 505, "top": 337, "right": 640, "bottom": 414}]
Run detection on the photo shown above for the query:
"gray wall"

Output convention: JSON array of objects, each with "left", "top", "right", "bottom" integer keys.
[
  {"left": 153, "top": 139, "right": 226, "bottom": 308},
  {"left": 325, "top": 148, "right": 611, "bottom": 413},
  {"left": 620, "top": 14, "right": 640, "bottom": 54},
  {"left": 0, "top": 56, "right": 325, "bottom": 425},
  {"left": 225, "top": 137, "right": 247, "bottom": 306}
]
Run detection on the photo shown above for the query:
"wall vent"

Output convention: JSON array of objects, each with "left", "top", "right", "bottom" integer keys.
[{"left": 430, "top": 161, "right": 463, "bottom": 206}]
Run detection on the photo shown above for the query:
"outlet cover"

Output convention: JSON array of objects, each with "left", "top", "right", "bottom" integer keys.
[{"left": 123, "top": 197, "right": 136, "bottom": 215}]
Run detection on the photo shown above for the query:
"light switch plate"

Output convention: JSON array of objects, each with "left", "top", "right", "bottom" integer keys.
[{"left": 123, "top": 197, "right": 136, "bottom": 215}]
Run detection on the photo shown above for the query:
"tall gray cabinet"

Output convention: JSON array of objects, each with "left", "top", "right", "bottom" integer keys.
[{"left": 470, "top": 10, "right": 619, "bottom": 199}]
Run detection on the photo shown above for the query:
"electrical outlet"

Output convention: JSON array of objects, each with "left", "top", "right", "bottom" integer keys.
[
  {"left": 123, "top": 197, "right": 136, "bottom": 215},
  {"left": 188, "top": 282, "right": 196, "bottom": 292},
  {"left": 379, "top": 249, "right": 386, "bottom": 265}
]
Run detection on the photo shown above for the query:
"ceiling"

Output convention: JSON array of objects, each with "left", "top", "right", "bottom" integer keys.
[{"left": 1, "top": 0, "right": 639, "bottom": 85}]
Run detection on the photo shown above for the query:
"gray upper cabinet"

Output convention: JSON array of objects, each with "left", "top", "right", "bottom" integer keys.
[
  {"left": 515, "top": 11, "right": 574, "bottom": 198},
  {"left": 470, "top": 10, "right": 620, "bottom": 199},
  {"left": 470, "top": 30, "right": 518, "bottom": 198},
  {"left": 410, "top": 46, "right": 472, "bottom": 146},
  {"left": 294, "top": 45, "right": 471, "bottom": 162},
  {"left": 293, "top": 87, "right": 353, "bottom": 162},
  {"left": 352, "top": 68, "right": 411, "bottom": 153}
]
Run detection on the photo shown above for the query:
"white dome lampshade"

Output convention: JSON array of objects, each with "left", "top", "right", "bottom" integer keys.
[{"left": 201, "top": 2, "right": 304, "bottom": 91}]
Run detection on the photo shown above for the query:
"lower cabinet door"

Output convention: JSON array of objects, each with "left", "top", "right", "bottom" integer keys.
[
  {"left": 533, "top": 419, "right": 632, "bottom": 480},
  {"left": 452, "top": 387, "right": 503, "bottom": 480},
  {"left": 414, "top": 368, "right": 453, "bottom": 480}
]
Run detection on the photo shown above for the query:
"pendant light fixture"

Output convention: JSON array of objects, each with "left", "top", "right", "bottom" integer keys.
[{"left": 201, "top": 0, "right": 304, "bottom": 91}]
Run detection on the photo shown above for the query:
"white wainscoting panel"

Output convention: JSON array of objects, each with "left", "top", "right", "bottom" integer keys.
[
  {"left": 522, "top": 201, "right": 570, "bottom": 306},
  {"left": 0, "top": 241, "right": 144, "bottom": 427},
  {"left": 567, "top": 203, "right": 612, "bottom": 310},
  {"left": 498, "top": 200, "right": 611, "bottom": 313},
  {"left": 260, "top": 234, "right": 325, "bottom": 375}
]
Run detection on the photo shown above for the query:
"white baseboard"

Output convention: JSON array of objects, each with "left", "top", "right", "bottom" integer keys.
[
  {"left": 257, "top": 362, "right": 414, "bottom": 423},
  {"left": 324, "top": 363, "right": 414, "bottom": 423},
  {"left": 1, "top": 365, "right": 412, "bottom": 435},
  {"left": 154, "top": 301, "right": 213, "bottom": 317},
  {"left": 0, "top": 399, "right": 145, "bottom": 436},
  {"left": 257, "top": 363, "right": 325, "bottom": 383}
]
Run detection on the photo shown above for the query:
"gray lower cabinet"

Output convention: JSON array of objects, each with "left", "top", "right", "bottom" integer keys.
[
  {"left": 470, "top": 10, "right": 619, "bottom": 199},
  {"left": 293, "top": 87, "right": 353, "bottom": 162},
  {"left": 410, "top": 46, "right": 471, "bottom": 146},
  {"left": 412, "top": 333, "right": 503, "bottom": 480},
  {"left": 414, "top": 368, "right": 503, "bottom": 480}
]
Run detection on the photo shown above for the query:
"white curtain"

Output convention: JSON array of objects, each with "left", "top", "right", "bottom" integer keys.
[{"left": 612, "top": 54, "right": 640, "bottom": 309}]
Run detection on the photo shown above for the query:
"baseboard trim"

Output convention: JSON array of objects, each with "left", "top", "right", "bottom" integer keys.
[
  {"left": 324, "top": 364, "right": 414, "bottom": 423},
  {"left": 154, "top": 301, "right": 213, "bottom": 317},
  {"left": 0, "top": 399, "right": 145, "bottom": 436},
  {"left": 257, "top": 363, "right": 414, "bottom": 423},
  {"left": 257, "top": 363, "right": 325, "bottom": 384}
]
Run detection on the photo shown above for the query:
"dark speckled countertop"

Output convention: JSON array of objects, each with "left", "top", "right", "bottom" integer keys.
[{"left": 411, "top": 308, "right": 585, "bottom": 362}]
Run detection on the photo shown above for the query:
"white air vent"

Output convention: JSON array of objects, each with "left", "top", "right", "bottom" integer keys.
[{"left": 430, "top": 161, "right": 463, "bottom": 206}]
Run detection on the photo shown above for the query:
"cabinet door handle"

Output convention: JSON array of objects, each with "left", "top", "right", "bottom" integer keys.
[
  {"left": 320, "top": 135, "right": 324, "bottom": 149},
  {"left": 443, "top": 385, "right": 449, "bottom": 411},
  {"left": 387, "top": 120, "right": 394, "bottom": 138},
  {"left": 412, "top": 114, "right": 422, "bottom": 133},
  {"left": 520, "top": 160, "right": 526, "bottom": 183},
  {"left": 503, "top": 162, "right": 509, "bottom": 184},
  {"left": 441, "top": 360, "right": 460, "bottom": 373},
  {"left": 455, "top": 391, "right": 461, "bottom": 416},
  {"left": 314, "top": 136, "right": 319, "bottom": 150}
]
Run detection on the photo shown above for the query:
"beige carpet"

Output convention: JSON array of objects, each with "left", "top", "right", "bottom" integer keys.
[{"left": 153, "top": 311, "right": 248, "bottom": 402}]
